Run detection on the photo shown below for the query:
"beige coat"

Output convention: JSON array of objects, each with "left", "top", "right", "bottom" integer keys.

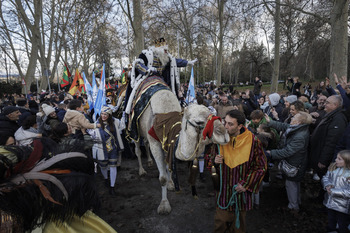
[
  {"left": 214, "top": 101, "right": 234, "bottom": 119},
  {"left": 63, "top": 109, "right": 96, "bottom": 133}
]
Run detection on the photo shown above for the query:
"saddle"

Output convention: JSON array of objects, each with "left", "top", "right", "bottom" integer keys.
[{"left": 126, "top": 76, "right": 170, "bottom": 142}]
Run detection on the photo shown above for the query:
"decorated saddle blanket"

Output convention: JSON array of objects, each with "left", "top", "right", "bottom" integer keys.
[
  {"left": 126, "top": 75, "right": 170, "bottom": 141},
  {"left": 149, "top": 111, "right": 182, "bottom": 166}
]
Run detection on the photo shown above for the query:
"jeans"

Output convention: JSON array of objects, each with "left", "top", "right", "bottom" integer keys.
[{"left": 327, "top": 209, "right": 350, "bottom": 233}]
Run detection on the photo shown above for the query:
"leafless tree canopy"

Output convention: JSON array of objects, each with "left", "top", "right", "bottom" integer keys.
[{"left": 0, "top": 0, "right": 348, "bottom": 91}]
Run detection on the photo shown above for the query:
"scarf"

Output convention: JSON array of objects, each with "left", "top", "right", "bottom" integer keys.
[
  {"left": 220, "top": 128, "right": 253, "bottom": 168},
  {"left": 103, "top": 123, "right": 117, "bottom": 153}
]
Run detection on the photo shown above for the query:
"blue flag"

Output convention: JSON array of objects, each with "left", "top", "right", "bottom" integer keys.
[
  {"left": 91, "top": 71, "right": 98, "bottom": 111},
  {"left": 94, "top": 63, "right": 106, "bottom": 118},
  {"left": 186, "top": 67, "right": 196, "bottom": 104},
  {"left": 82, "top": 72, "right": 93, "bottom": 110}
]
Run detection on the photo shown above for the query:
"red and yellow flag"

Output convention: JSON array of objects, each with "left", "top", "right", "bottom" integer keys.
[
  {"left": 68, "top": 69, "right": 81, "bottom": 95},
  {"left": 79, "top": 72, "right": 86, "bottom": 94}
]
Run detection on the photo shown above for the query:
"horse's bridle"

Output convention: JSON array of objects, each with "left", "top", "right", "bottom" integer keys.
[{"left": 178, "top": 117, "right": 210, "bottom": 161}]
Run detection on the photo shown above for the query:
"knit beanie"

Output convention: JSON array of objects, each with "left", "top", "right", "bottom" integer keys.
[
  {"left": 268, "top": 93, "right": 281, "bottom": 106},
  {"left": 285, "top": 95, "right": 297, "bottom": 104},
  {"left": 101, "top": 106, "right": 112, "bottom": 115},
  {"left": 3, "top": 106, "right": 19, "bottom": 116},
  {"left": 42, "top": 104, "right": 55, "bottom": 116}
]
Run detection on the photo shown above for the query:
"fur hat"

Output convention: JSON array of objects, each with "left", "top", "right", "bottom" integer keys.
[
  {"left": 101, "top": 106, "right": 112, "bottom": 115},
  {"left": 268, "top": 93, "right": 280, "bottom": 106},
  {"left": 3, "top": 106, "right": 19, "bottom": 116},
  {"left": 285, "top": 95, "right": 297, "bottom": 104},
  {"left": 42, "top": 104, "right": 55, "bottom": 116}
]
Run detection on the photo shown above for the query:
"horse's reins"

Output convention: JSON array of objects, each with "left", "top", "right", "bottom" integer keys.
[{"left": 183, "top": 119, "right": 205, "bottom": 160}]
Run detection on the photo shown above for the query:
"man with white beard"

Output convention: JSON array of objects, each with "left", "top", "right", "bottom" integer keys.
[{"left": 131, "top": 38, "right": 197, "bottom": 98}]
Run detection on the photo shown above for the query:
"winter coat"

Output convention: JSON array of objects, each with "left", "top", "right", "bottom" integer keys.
[
  {"left": 268, "top": 120, "right": 310, "bottom": 181},
  {"left": 287, "top": 82, "right": 302, "bottom": 96},
  {"left": 63, "top": 109, "right": 97, "bottom": 134},
  {"left": 45, "top": 116, "right": 61, "bottom": 130},
  {"left": 322, "top": 167, "right": 350, "bottom": 214},
  {"left": 253, "top": 80, "right": 262, "bottom": 95},
  {"left": 88, "top": 118, "right": 125, "bottom": 161},
  {"left": 214, "top": 100, "right": 234, "bottom": 119},
  {"left": 334, "top": 123, "right": 350, "bottom": 159},
  {"left": 0, "top": 114, "right": 20, "bottom": 136},
  {"left": 17, "top": 107, "right": 33, "bottom": 126},
  {"left": 57, "top": 109, "right": 66, "bottom": 122},
  {"left": 14, "top": 127, "right": 39, "bottom": 146},
  {"left": 309, "top": 108, "right": 348, "bottom": 174}
]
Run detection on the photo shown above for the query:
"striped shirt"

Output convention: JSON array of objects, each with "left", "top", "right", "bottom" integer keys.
[{"left": 216, "top": 133, "right": 267, "bottom": 211}]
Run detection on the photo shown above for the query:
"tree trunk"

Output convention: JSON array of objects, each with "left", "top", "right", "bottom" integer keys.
[
  {"left": 329, "top": 0, "right": 348, "bottom": 85},
  {"left": 216, "top": 0, "right": 226, "bottom": 86},
  {"left": 24, "top": 37, "right": 39, "bottom": 93},
  {"left": 270, "top": 0, "right": 280, "bottom": 93},
  {"left": 132, "top": 0, "right": 144, "bottom": 58}
]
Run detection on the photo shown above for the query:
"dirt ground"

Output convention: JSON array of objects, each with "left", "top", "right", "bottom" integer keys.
[{"left": 95, "top": 152, "right": 328, "bottom": 233}]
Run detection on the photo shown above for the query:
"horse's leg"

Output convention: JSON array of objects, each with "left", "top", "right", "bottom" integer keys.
[
  {"left": 143, "top": 139, "right": 154, "bottom": 167},
  {"left": 134, "top": 140, "right": 147, "bottom": 176},
  {"left": 148, "top": 138, "right": 171, "bottom": 215},
  {"left": 166, "top": 165, "right": 175, "bottom": 191}
]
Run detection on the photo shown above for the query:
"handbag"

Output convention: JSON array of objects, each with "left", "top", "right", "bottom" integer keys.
[{"left": 278, "top": 160, "right": 299, "bottom": 177}]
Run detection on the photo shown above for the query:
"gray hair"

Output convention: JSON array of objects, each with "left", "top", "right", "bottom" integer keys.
[
  {"left": 297, "top": 112, "right": 313, "bottom": 125},
  {"left": 332, "top": 95, "right": 343, "bottom": 108}
]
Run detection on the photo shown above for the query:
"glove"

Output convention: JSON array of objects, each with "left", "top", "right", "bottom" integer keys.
[
  {"left": 148, "top": 67, "right": 157, "bottom": 74},
  {"left": 187, "top": 58, "right": 198, "bottom": 66}
]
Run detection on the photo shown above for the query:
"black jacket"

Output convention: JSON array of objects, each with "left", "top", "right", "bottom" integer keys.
[
  {"left": 309, "top": 108, "right": 348, "bottom": 175},
  {"left": 0, "top": 114, "right": 20, "bottom": 136},
  {"left": 18, "top": 107, "right": 33, "bottom": 126},
  {"left": 287, "top": 82, "right": 302, "bottom": 96}
]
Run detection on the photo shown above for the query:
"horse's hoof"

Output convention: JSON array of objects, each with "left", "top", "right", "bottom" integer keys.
[
  {"left": 139, "top": 168, "right": 147, "bottom": 176},
  {"left": 157, "top": 200, "right": 171, "bottom": 215},
  {"left": 167, "top": 182, "right": 175, "bottom": 191}
]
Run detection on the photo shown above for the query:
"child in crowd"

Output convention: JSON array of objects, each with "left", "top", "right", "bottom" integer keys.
[
  {"left": 63, "top": 99, "right": 100, "bottom": 138},
  {"left": 252, "top": 123, "right": 276, "bottom": 209},
  {"left": 322, "top": 150, "right": 350, "bottom": 233}
]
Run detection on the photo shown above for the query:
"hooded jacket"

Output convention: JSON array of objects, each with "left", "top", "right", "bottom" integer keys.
[
  {"left": 63, "top": 110, "right": 97, "bottom": 134},
  {"left": 14, "top": 127, "right": 40, "bottom": 146}
]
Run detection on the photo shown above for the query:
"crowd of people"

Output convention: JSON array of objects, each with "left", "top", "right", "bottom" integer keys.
[
  {"left": 0, "top": 73, "right": 349, "bottom": 232},
  {"left": 0, "top": 38, "right": 349, "bottom": 232}
]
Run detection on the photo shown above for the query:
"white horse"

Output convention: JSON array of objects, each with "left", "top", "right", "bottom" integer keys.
[{"left": 132, "top": 88, "right": 229, "bottom": 214}]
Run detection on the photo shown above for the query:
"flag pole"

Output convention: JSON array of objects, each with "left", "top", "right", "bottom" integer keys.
[{"left": 57, "top": 67, "right": 60, "bottom": 92}]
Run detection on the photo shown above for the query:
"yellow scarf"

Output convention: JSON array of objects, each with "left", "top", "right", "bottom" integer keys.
[{"left": 220, "top": 128, "right": 253, "bottom": 168}]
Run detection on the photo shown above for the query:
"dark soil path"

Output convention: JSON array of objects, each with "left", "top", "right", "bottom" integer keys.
[{"left": 96, "top": 155, "right": 327, "bottom": 233}]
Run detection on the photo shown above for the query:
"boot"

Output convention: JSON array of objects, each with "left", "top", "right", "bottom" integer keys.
[{"left": 109, "top": 187, "right": 117, "bottom": 196}]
